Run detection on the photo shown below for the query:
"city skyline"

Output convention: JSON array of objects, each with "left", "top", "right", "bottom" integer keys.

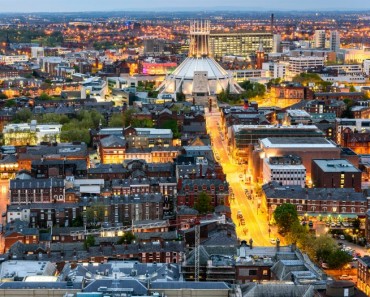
[{"left": 1, "top": 0, "right": 370, "bottom": 12}]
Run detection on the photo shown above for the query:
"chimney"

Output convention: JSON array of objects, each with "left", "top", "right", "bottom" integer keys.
[{"left": 271, "top": 13, "right": 274, "bottom": 34}]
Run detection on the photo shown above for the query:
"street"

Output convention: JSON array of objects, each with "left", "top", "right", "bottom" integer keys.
[{"left": 206, "top": 109, "right": 278, "bottom": 246}]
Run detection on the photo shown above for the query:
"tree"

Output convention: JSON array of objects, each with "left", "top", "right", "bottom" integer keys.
[
  {"left": 160, "top": 119, "right": 180, "bottom": 138},
  {"left": 14, "top": 108, "right": 33, "bottom": 123},
  {"left": 39, "top": 92, "right": 52, "bottom": 100},
  {"left": 194, "top": 192, "right": 214, "bottom": 214},
  {"left": 85, "top": 204, "right": 105, "bottom": 226},
  {"left": 326, "top": 249, "right": 352, "bottom": 269},
  {"left": 5, "top": 99, "right": 15, "bottom": 107},
  {"left": 71, "top": 215, "right": 84, "bottom": 227},
  {"left": 176, "top": 91, "right": 186, "bottom": 102},
  {"left": 0, "top": 92, "right": 8, "bottom": 99},
  {"left": 117, "top": 231, "right": 136, "bottom": 244},
  {"left": 314, "top": 235, "right": 337, "bottom": 263},
  {"left": 273, "top": 203, "right": 299, "bottom": 235},
  {"left": 349, "top": 85, "right": 356, "bottom": 92},
  {"left": 108, "top": 113, "right": 124, "bottom": 127},
  {"left": 84, "top": 235, "right": 95, "bottom": 249}
]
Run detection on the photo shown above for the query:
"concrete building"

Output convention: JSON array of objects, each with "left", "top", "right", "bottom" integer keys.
[
  {"left": 209, "top": 31, "right": 273, "bottom": 58},
  {"left": 329, "top": 31, "right": 340, "bottom": 52},
  {"left": 254, "top": 137, "right": 341, "bottom": 182},
  {"left": 157, "top": 20, "right": 241, "bottom": 100},
  {"left": 288, "top": 56, "right": 325, "bottom": 76},
  {"left": 263, "top": 155, "right": 306, "bottom": 188},
  {"left": 229, "top": 124, "right": 324, "bottom": 161},
  {"left": 283, "top": 110, "right": 312, "bottom": 125},
  {"left": 314, "top": 30, "right": 326, "bottom": 49},
  {"left": 311, "top": 159, "right": 362, "bottom": 192},
  {"left": 81, "top": 77, "right": 108, "bottom": 101}
]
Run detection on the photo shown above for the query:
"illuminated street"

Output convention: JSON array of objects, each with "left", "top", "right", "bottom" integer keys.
[{"left": 206, "top": 108, "right": 278, "bottom": 246}]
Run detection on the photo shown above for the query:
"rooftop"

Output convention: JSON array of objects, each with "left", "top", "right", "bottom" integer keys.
[
  {"left": 260, "top": 137, "right": 336, "bottom": 149},
  {"left": 313, "top": 159, "right": 360, "bottom": 173}
]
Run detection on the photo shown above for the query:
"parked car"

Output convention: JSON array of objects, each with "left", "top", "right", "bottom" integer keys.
[
  {"left": 339, "top": 275, "right": 353, "bottom": 280},
  {"left": 237, "top": 210, "right": 243, "bottom": 219},
  {"left": 339, "top": 235, "right": 345, "bottom": 240},
  {"left": 240, "top": 218, "right": 246, "bottom": 225},
  {"left": 270, "top": 238, "right": 277, "bottom": 244},
  {"left": 308, "top": 221, "right": 313, "bottom": 228},
  {"left": 336, "top": 222, "right": 341, "bottom": 227},
  {"left": 321, "top": 263, "right": 329, "bottom": 269}
]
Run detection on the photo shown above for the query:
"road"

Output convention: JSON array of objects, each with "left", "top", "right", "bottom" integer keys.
[{"left": 205, "top": 109, "right": 278, "bottom": 246}]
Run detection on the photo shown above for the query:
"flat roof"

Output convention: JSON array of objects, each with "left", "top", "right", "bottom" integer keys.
[
  {"left": 233, "top": 124, "right": 320, "bottom": 133},
  {"left": 286, "top": 110, "right": 311, "bottom": 117},
  {"left": 261, "top": 137, "right": 337, "bottom": 148},
  {"left": 313, "top": 159, "right": 361, "bottom": 173}
]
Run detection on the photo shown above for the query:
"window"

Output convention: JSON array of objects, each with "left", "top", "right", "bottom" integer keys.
[{"left": 249, "top": 270, "right": 257, "bottom": 276}]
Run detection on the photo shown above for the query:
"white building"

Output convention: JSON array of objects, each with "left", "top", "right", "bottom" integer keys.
[
  {"left": 329, "top": 31, "right": 340, "bottom": 52},
  {"left": 0, "top": 55, "right": 29, "bottom": 65},
  {"left": 263, "top": 156, "right": 306, "bottom": 188},
  {"left": 3, "top": 120, "right": 62, "bottom": 145},
  {"left": 364, "top": 60, "right": 370, "bottom": 76},
  {"left": 262, "top": 61, "right": 288, "bottom": 79},
  {"left": 31, "top": 47, "right": 44, "bottom": 59},
  {"left": 272, "top": 34, "right": 282, "bottom": 53},
  {"left": 288, "top": 56, "right": 325, "bottom": 77},
  {"left": 157, "top": 20, "right": 242, "bottom": 100},
  {"left": 81, "top": 77, "right": 108, "bottom": 101},
  {"left": 314, "top": 30, "right": 326, "bottom": 49},
  {"left": 319, "top": 64, "right": 366, "bottom": 83}
]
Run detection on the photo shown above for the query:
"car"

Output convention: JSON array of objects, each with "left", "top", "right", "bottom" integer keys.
[
  {"left": 270, "top": 238, "right": 277, "bottom": 244},
  {"left": 308, "top": 221, "right": 313, "bottom": 228},
  {"left": 339, "top": 275, "right": 353, "bottom": 280},
  {"left": 339, "top": 235, "right": 345, "bottom": 240},
  {"left": 240, "top": 219, "right": 246, "bottom": 225},
  {"left": 342, "top": 222, "right": 349, "bottom": 227},
  {"left": 325, "top": 222, "right": 331, "bottom": 227},
  {"left": 336, "top": 222, "right": 341, "bottom": 227},
  {"left": 321, "top": 263, "right": 329, "bottom": 269},
  {"left": 331, "top": 222, "right": 336, "bottom": 228}
]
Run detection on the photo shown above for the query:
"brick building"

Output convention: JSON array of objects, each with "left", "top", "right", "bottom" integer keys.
[
  {"left": 177, "top": 179, "right": 229, "bottom": 209},
  {"left": 263, "top": 181, "right": 369, "bottom": 219},
  {"left": 10, "top": 177, "right": 65, "bottom": 204},
  {"left": 311, "top": 159, "right": 362, "bottom": 192}
]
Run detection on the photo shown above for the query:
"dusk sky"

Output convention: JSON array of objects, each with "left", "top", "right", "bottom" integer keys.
[{"left": 1, "top": 0, "right": 369, "bottom": 12}]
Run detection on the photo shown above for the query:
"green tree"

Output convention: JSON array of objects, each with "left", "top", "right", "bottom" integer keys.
[
  {"left": 39, "top": 92, "right": 52, "bottom": 100},
  {"left": 131, "top": 118, "right": 154, "bottom": 128},
  {"left": 160, "top": 119, "right": 180, "bottom": 138},
  {"left": 122, "top": 109, "right": 137, "bottom": 127},
  {"left": 60, "top": 129, "right": 90, "bottom": 145},
  {"left": 71, "top": 215, "right": 84, "bottom": 227},
  {"left": 86, "top": 204, "right": 105, "bottom": 226},
  {"left": 349, "top": 85, "right": 356, "bottom": 92},
  {"left": 176, "top": 91, "right": 186, "bottom": 102},
  {"left": 0, "top": 92, "right": 8, "bottom": 99},
  {"left": 117, "top": 231, "right": 136, "bottom": 244},
  {"left": 14, "top": 108, "right": 33, "bottom": 123},
  {"left": 84, "top": 235, "right": 95, "bottom": 249},
  {"left": 326, "top": 249, "right": 352, "bottom": 269},
  {"left": 5, "top": 99, "right": 15, "bottom": 107},
  {"left": 194, "top": 192, "right": 214, "bottom": 214},
  {"left": 314, "top": 235, "right": 337, "bottom": 263},
  {"left": 273, "top": 203, "right": 299, "bottom": 235},
  {"left": 109, "top": 113, "right": 124, "bottom": 127}
]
